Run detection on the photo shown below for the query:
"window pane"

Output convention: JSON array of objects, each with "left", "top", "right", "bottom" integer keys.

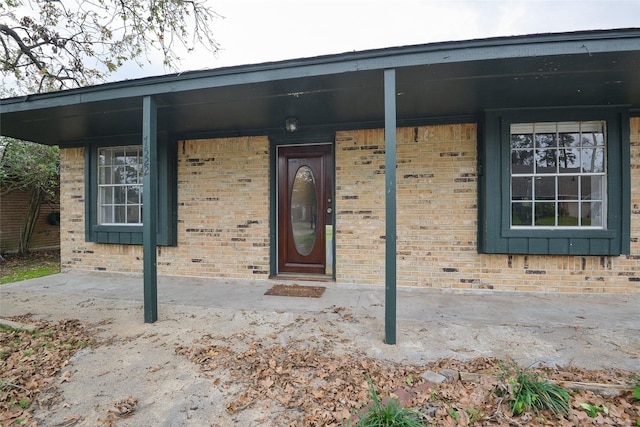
[
  {"left": 558, "top": 148, "right": 580, "bottom": 173},
  {"left": 99, "top": 187, "right": 113, "bottom": 204},
  {"left": 534, "top": 202, "right": 556, "bottom": 226},
  {"left": 512, "top": 202, "right": 532, "bottom": 226},
  {"left": 558, "top": 132, "right": 580, "bottom": 147},
  {"left": 112, "top": 166, "right": 124, "bottom": 184},
  {"left": 114, "top": 186, "right": 126, "bottom": 204},
  {"left": 583, "top": 202, "right": 603, "bottom": 227},
  {"left": 125, "top": 165, "right": 139, "bottom": 184},
  {"left": 100, "top": 206, "right": 113, "bottom": 223},
  {"left": 99, "top": 166, "right": 110, "bottom": 185},
  {"left": 581, "top": 147, "right": 604, "bottom": 173},
  {"left": 535, "top": 133, "right": 556, "bottom": 148},
  {"left": 593, "top": 131, "right": 605, "bottom": 146},
  {"left": 535, "top": 149, "right": 557, "bottom": 172},
  {"left": 535, "top": 176, "right": 555, "bottom": 200},
  {"left": 510, "top": 132, "right": 533, "bottom": 149},
  {"left": 581, "top": 121, "right": 605, "bottom": 146},
  {"left": 114, "top": 206, "right": 126, "bottom": 223},
  {"left": 511, "top": 150, "right": 534, "bottom": 174},
  {"left": 114, "top": 153, "right": 125, "bottom": 166},
  {"left": 558, "top": 202, "right": 579, "bottom": 225},
  {"left": 512, "top": 177, "right": 532, "bottom": 200},
  {"left": 581, "top": 176, "right": 603, "bottom": 200},
  {"left": 127, "top": 186, "right": 140, "bottom": 204},
  {"left": 558, "top": 176, "right": 578, "bottom": 200},
  {"left": 126, "top": 206, "right": 140, "bottom": 224}
]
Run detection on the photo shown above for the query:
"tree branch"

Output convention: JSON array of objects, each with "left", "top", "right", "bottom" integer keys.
[{"left": 0, "top": 23, "right": 46, "bottom": 70}]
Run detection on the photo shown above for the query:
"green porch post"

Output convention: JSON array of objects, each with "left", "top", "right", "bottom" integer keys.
[
  {"left": 142, "top": 95, "right": 158, "bottom": 323},
  {"left": 384, "top": 69, "right": 397, "bottom": 344}
]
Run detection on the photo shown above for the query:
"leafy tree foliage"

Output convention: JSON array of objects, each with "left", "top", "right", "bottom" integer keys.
[
  {"left": 1, "top": 0, "right": 220, "bottom": 255},
  {"left": 1, "top": 137, "right": 60, "bottom": 255},
  {"left": 1, "top": 0, "right": 220, "bottom": 93}
]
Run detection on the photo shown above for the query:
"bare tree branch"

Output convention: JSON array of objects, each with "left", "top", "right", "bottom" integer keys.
[
  {"left": 1, "top": 0, "right": 221, "bottom": 93},
  {"left": 0, "top": 23, "right": 46, "bottom": 70}
]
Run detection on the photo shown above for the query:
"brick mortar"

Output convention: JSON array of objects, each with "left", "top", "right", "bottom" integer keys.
[{"left": 59, "top": 121, "right": 640, "bottom": 293}]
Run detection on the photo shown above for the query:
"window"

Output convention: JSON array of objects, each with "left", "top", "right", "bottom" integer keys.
[
  {"left": 98, "top": 146, "right": 143, "bottom": 225},
  {"left": 480, "top": 108, "right": 629, "bottom": 256},
  {"left": 510, "top": 121, "right": 606, "bottom": 228},
  {"left": 84, "top": 137, "right": 177, "bottom": 246}
]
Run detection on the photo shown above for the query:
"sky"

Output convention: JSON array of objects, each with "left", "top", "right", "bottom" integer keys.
[{"left": 81, "top": 0, "right": 640, "bottom": 82}]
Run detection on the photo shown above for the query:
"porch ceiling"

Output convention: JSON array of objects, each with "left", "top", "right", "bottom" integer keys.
[{"left": 2, "top": 29, "right": 640, "bottom": 145}]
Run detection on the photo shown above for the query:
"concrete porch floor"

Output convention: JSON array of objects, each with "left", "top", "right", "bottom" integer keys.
[{"left": 1, "top": 270, "right": 638, "bottom": 371}]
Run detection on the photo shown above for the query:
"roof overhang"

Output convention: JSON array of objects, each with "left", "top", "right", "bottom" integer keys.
[{"left": 2, "top": 29, "right": 640, "bottom": 145}]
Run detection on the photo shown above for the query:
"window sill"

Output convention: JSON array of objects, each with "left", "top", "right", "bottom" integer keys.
[{"left": 502, "top": 228, "right": 616, "bottom": 239}]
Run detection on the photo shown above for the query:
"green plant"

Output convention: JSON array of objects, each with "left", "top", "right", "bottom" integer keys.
[
  {"left": 347, "top": 377, "right": 425, "bottom": 426},
  {"left": 18, "top": 398, "right": 30, "bottom": 409},
  {"left": 499, "top": 364, "right": 570, "bottom": 417},
  {"left": 631, "top": 375, "right": 640, "bottom": 401},
  {"left": 580, "top": 402, "right": 608, "bottom": 418},
  {"left": 465, "top": 407, "right": 483, "bottom": 423},
  {"left": 406, "top": 375, "right": 414, "bottom": 386},
  {"left": 448, "top": 408, "right": 460, "bottom": 421}
]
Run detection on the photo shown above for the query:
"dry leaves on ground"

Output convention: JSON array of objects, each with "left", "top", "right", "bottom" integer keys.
[
  {"left": 0, "top": 316, "right": 92, "bottom": 426},
  {"left": 177, "top": 327, "right": 640, "bottom": 426}
]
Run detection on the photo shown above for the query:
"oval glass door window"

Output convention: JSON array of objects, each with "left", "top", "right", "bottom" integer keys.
[{"left": 291, "top": 165, "right": 318, "bottom": 256}]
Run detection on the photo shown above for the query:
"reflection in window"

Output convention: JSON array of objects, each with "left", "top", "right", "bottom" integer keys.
[
  {"left": 98, "top": 146, "right": 143, "bottom": 225},
  {"left": 510, "top": 121, "right": 606, "bottom": 228},
  {"left": 290, "top": 166, "right": 318, "bottom": 255}
]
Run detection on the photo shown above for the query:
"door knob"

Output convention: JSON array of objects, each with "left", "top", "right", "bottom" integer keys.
[{"left": 326, "top": 207, "right": 332, "bottom": 214}]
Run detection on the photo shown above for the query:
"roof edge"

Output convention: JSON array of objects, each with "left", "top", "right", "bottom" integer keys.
[{"left": 2, "top": 28, "right": 640, "bottom": 110}]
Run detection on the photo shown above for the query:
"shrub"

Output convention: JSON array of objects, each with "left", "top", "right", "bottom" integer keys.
[
  {"left": 347, "top": 377, "right": 425, "bottom": 427},
  {"left": 499, "top": 363, "right": 570, "bottom": 418}
]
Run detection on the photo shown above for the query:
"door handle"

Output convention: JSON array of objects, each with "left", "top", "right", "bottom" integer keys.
[{"left": 326, "top": 207, "right": 332, "bottom": 214}]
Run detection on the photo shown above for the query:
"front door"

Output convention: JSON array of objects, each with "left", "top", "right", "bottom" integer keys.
[{"left": 277, "top": 144, "right": 333, "bottom": 275}]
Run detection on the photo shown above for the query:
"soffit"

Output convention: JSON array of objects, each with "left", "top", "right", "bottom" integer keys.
[{"left": 2, "top": 31, "right": 640, "bottom": 145}]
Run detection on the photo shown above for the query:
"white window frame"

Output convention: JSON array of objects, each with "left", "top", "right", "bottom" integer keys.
[
  {"left": 97, "top": 145, "right": 143, "bottom": 225},
  {"left": 509, "top": 121, "right": 607, "bottom": 230}
]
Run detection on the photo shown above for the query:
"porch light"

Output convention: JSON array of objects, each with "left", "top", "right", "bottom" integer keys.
[{"left": 285, "top": 117, "right": 298, "bottom": 133}]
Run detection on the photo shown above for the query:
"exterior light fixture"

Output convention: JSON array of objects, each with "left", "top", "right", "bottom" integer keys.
[{"left": 285, "top": 117, "right": 298, "bottom": 133}]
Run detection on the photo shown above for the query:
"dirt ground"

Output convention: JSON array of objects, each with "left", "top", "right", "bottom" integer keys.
[{"left": 1, "top": 274, "right": 639, "bottom": 426}]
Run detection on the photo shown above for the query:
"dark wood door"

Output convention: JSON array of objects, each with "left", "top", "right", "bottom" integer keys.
[{"left": 278, "top": 144, "right": 333, "bottom": 275}]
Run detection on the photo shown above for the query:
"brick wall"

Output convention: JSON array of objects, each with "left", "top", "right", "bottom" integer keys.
[
  {"left": 334, "top": 130, "right": 386, "bottom": 283},
  {"left": 0, "top": 188, "right": 60, "bottom": 253},
  {"left": 60, "top": 137, "right": 270, "bottom": 278},
  {"left": 163, "top": 137, "right": 270, "bottom": 278},
  {"left": 59, "top": 121, "right": 640, "bottom": 293},
  {"left": 335, "top": 121, "right": 640, "bottom": 293}
]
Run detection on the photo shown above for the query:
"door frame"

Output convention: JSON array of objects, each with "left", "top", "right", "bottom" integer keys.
[{"left": 269, "top": 132, "right": 335, "bottom": 278}]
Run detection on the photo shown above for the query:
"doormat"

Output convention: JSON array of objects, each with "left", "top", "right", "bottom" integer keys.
[{"left": 265, "top": 284, "right": 326, "bottom": 298}]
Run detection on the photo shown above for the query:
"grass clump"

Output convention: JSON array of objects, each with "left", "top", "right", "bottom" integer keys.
[
  {"left": 499, "top": 363, "right": 570, "bottom": 418},
  {"left": 347, "top": 377, "right": 425, "bottom": 426},
  {"left": 0, "top": 252, "right": 60, "bottom": 284}
]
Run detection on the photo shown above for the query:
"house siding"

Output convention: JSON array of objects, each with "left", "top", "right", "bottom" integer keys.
[
  {"left": 0, "top": 189, "right": 60, "bottom": 253},
  {"left": 59, "top": 120, "right": 640, "bottom": 293}
]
